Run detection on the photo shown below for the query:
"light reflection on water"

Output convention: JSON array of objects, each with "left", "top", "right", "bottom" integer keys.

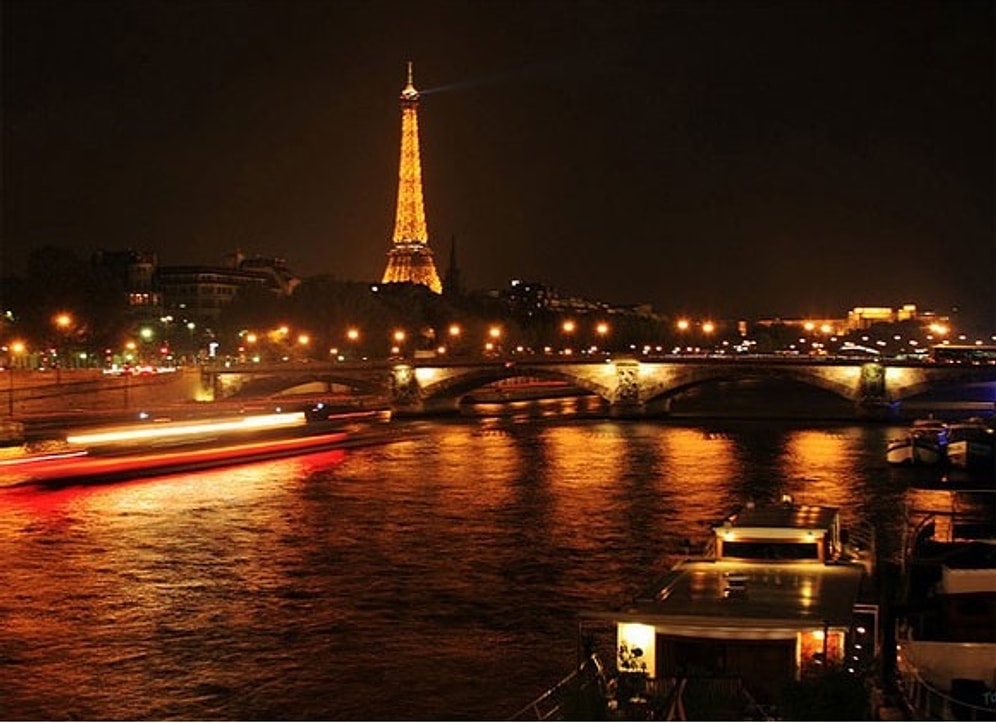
[{"left": 0, "top": 415, "right": 988, "bottom": 720}]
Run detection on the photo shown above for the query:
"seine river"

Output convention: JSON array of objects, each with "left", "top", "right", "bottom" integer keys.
[{"left": 0, "top": 387, "right": 992, "bottom": 720}]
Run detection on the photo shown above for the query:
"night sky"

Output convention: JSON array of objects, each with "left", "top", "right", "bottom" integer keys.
[{"left": 3, "top": 0, "right": 994, "bottom": 326}]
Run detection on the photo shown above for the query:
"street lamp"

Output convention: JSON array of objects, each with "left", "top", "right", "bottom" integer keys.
[
  {"left": 562, "top": 319, "right": 576, "bottom": 355},
  {"left": 7, "top": 341, "right": 25, "bottom": 417},
  {"left": 594, "top": 321, "right": 609, "bottom": 353},
  {"left": 344, "top": 327, "right": 360, "bottom": 361},
  {"left": 53, "top": 312, "right": 73, "bottom": 379}
]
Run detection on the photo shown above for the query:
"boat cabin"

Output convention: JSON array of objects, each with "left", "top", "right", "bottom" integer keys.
[{"left": 584, "top": 498, "right": 878, "bottom": 707}]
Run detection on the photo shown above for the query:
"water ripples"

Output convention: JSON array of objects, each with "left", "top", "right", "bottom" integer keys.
[{"left": 0, "top": 417, "right": 979, "bottom": 719}]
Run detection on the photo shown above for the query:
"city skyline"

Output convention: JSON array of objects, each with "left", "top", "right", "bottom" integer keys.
[{"left": 3, "top": 0, "right": 994, "bottom": 327}]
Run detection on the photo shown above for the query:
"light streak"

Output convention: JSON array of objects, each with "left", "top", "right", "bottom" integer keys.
[{"left": 66, "top": 412, "right": 307, "bottom": 447}]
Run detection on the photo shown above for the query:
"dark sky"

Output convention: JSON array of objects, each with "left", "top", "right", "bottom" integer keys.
[{"left": 3, "top": 0, "right": 994, "bottom": 326}]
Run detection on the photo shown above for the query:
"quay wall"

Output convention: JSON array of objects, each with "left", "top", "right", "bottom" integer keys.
[{"left": 5, "top": 368, "right": 207, "bottom": 418}]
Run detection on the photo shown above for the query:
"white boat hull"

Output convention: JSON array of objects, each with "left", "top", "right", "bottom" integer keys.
[{"left": 887, "top": 436, "right": 944, "bottom": 465}]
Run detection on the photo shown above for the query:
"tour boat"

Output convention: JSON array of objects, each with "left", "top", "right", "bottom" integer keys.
[
  {"left": 886, "top": 419, "right": 949, "bottom": 466},
  {"left": 514, "top": 496, "right": 879, "bottom": 720},
  {"left": 0, "top": 403, "right": 392, "bottom": 487},
  {"left": 894, "top": 494, "right": 996, "bottom": 720}
]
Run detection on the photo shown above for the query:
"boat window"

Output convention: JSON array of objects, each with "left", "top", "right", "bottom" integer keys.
[{"left": 721, "top": 541, "right": 820, "bottom": 560}]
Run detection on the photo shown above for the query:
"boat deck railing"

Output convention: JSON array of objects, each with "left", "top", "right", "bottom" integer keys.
[
  {"left": 896, "top": 654, "right": 996, "bottom": 721},
  {"left": 629, "top": 675, "right": 777, "bottom": 721},
  {"left": 507, "top": 653, "right": 609, "bottom": 721}
]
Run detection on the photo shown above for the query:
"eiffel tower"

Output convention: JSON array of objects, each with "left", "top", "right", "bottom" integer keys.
[{"left": 381, "top": 62, "right": 442, "bottom": 293}]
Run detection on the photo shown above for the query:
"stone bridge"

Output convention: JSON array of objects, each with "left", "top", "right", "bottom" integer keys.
[{"left": 204, "top": 357, "right": 996, "bottom": 419}]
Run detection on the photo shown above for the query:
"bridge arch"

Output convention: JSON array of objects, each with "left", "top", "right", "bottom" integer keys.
[
  {"left": 212, "top": 368, "right": 388, "bottom": 400},
  {"left": 415, "top": 363, "right": 612, "bottom": 408},
  {"left": 639, "top": 363, "right": 862, "bottom": 407}
]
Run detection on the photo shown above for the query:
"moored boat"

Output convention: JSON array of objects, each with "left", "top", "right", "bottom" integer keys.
[
  {"left": 894, "top": 493, "right": 996, "bottom": 720},
  {"left": 945, "top": 417, "right": 995, "bottom": 470},
  {"left": 515, "top": 496, "right": 880, "bottom": 720},
  {"left": 887, "top": 418, "right": 949, "bottom": 466}
]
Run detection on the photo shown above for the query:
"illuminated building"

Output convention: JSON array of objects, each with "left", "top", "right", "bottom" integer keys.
[{"left": 381, "top": 62, "right": 443, "bottom": 294}]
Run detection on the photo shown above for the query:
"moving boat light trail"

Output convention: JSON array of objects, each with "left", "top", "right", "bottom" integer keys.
[{"left": 66, "top": 412, "right": 307, "bottom": 447}]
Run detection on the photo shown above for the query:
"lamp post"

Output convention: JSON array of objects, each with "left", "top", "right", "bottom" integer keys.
[
  {"left": 595, "top": 321, "right": 609, "bottom": 353},
  {"left": 562, "top": 319, "right": 575, "bottom": 355},
  {"left": 7, "top": 341, "right": 24, "bottom": 417},
  {"left": 488, "top": 325, "right": 502, "bottom": 357},
  {"left": 53, "top": 312, "right": 73, "bottom": 383}
]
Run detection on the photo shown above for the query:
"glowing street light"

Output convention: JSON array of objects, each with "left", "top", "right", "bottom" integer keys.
[
  {"left": 391, "top": 329, "right": 406, "bottom": 358},
  {"left": 54, "top": 313, "right": 72, "bottom": 332},
  {"left": 702, "top": 321, "right": 715, "bottom": 335},
  {"left": 7, "top": 340, "right": 25, "bottom": 416},
  {"left": 676, "top": 319, "right": 690, "bottom": 332}
]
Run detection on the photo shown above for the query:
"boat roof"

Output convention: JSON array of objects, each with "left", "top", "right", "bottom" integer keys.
[
  {"left": 587, "top": 559, "right": 866, "bottom": 631},
  {"left": 719, "top": 502, "right": 839, "bottom": 533}
]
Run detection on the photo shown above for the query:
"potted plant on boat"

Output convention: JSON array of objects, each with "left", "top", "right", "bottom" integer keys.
[{"left": 616, "top": 642, "right": 650, "bottom": 713}]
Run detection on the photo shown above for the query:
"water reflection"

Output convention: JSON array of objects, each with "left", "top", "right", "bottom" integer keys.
[{"left": 0, "top": 417, "right": 989, "bottom": 720}]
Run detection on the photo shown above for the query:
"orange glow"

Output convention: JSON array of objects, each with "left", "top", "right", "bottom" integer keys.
[
  {"left": 393, "top": 330, "right": 406, "bottom": 343},
  {"left": 702, "top": 321, "right": 715, "bottom": 334},
  {"left": 677, "top": 319, "right": 690, "bottom": 331},
  {"left": 596, "top": 322, "right": 609, "bottom": 336},
  {"left": 448, "top": 324, "right": 461, "bottom": 337},
  {"left": 10, "top": 340, "right": 25, "bottom": 355},
  {"left": 54, "top": 313, "right": 72, "bottom": 329},
  {"left": 297, "top": 334, "right": 310, "bottom": 346},
  {"left": 489, "top": 326, "right": 501, "bottom": 339},
  {"left": 346, "top": 328, "right": 360, "bottom": 341},
  {"left": 562, "top": 320, "right": 576, "bottom": 334}
]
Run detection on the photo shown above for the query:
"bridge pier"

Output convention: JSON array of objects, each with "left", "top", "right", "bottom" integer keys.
[
  {"left": 608, "top": 358, "right": 648, "bottom": 418},
  {"left": 855, "top": 362, "right": 900, "bottom": 421},
  {"left": 389, "top": 364, "right": 425, "bottom": 416}
]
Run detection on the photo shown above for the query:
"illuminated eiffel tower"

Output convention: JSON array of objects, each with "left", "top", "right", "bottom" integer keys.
[{"left": 381, "top": 61, "right": 442, "bottom": 294}]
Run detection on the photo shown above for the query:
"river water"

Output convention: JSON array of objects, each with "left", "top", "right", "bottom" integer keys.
[{"left": 1, "top": 390, "right": 993, "bottom": 720}]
